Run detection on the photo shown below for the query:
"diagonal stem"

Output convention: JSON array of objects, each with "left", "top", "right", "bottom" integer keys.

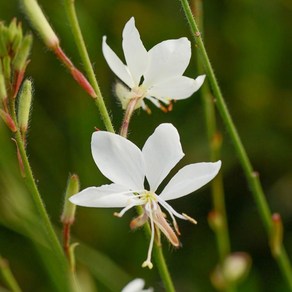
[
  {"left": 179, "top": 0, "right": 292, "bottom": 289},
  {"left": 192, "top": 2, "right": 235, "bottom": 291},
  {"left": 0, "top": 256, "right": 22, "bottom": 292},
  {"left": 63, "top": 0, "right": 114, "bottom": 133},
  {"left": 9, "top": 102, "right": 71, "bottom": 292}
]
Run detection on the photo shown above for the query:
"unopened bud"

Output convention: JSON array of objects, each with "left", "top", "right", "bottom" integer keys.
[
  {"left": 270, "top": 213, "right": 283, "bottom": 257},
  {"left": 8, "top": 18, "right": 18, "bottom": 44},
  {"left": 18, "top": 79, "right": 33, "bottom": 134},
  {"left": 208, "top": 210, "right": 223, "bottom": 231},
  {"left": 211, "top": 252, "right": 251, "bottom": 289},
  {"left": 222, "top": 253, "right": 251, "bottom": 283},
  {"left": 21, "top": 0, "right": 59, "bottom": 49},
  {"left": 2, "top": 56, "right": 11, "bottom": 80},
  {"left": 0, "top": 110, "right": 17, "bottom": 132},
  {"left": 61, "top": 174, "right": 80, "bottom": 224},
  {"left": 0, "top": 71, "right": 7, "bottom": 102},
  {"left": 0, "top": 23, "right": 9, "bottom": 57},
  {"left": 13, "top": 34, "right": 33, "bottom": 71},
  {"left": 12, "top": 22, "right": 23, "bottom": 53}
]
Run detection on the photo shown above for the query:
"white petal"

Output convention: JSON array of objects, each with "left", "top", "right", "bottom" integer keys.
[
  {"left": 142, "top": 124, "right": 184, "bottom": 191},
  {"left": 102, "top": 36, "right": 134, "bottom": 88},
  {"left": 69, "top": 184, "right": 143, "bottom": 208},
  {"left": 147, "top": 75, "right": 205, "bottom": 100},
  {"left": 122, "top": 17, "right": 148, "bottom": 86},
  {"left": 91, "top": 131, "right": 145, "bottom": 189},
  {"left": 121, "top": 278, "right": 148, "bottom": 292},
  {"left": 143, "top": 38, "right": 191, "bottom": 86},
  {"left": 160, "top": 161, "right": 222, "bottom": 201}
]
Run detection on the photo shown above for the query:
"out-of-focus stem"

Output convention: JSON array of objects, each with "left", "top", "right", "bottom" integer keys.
[
  {"left": 63, "top": 0, "right": 114, "bottom": 133},
  {"left": 192, "top": 0, "right": 231, "bottom": 264},
  {"left": 0, "top": 256, "right": 22, "bottom": 292},
  {"left": 179, "top": 0, "right": 292, "bottom": 289}
]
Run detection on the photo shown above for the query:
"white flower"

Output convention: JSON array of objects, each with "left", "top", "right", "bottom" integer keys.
[
  {"left": 70, "top": 124, "right": 221, "bottom": 268},
  {"left": 121, "top": 278, "right": 153, "bottom": 292},
  {"left": 102, "top": 17, "right": 205, "bottom": 112}
]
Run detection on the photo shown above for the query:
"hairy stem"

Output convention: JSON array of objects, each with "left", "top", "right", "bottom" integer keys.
[
  {"left": 120, "top": 98, "right": 139, "bottom": 138},
  {"left": 179, "top": 0, "right": 292, "bottom": 289}
]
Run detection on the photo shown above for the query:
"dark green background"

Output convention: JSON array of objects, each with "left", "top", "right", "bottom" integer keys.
[{"left": 0, "top": 0, "right": 291, "bottom": 291}]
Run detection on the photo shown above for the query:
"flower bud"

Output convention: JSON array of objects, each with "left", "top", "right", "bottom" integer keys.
[
  {"left": 0, "top": 23, "right": 9, "bottom": 57},
  {"left": 13, "top": 34, "right": 33, "bottom": 72},
  {"left": 2, "top": 56, "right": 11, "bottom": 80},
  {"left": 17, "top": 79, "right": 33, "bottom": 134},
  {"left": 270, "top": 213, "right": 283, "bottom": 257},
  {"left": 208, "top": 210, "right": 223, "bottom": 231},
  {"left": 0, "top": 110, "right": 17, "bottom": 132},
  {"left": 211, "top": 252, "right": 251, "bottom": 290},
  {"left": 12, "top": 22, "right": 23, "bottom": 54},
  {"left": 21, "top": 0, "right": 59, "bottom": 49},
  {"left": 8, "top": 18, "right": 18, "bottom": 44},
  {"left": 61, "top": 174, "right": 80, "bottom": 224},
  {"left": 0, "top": 69, "right": 7, "bottom": 102}
]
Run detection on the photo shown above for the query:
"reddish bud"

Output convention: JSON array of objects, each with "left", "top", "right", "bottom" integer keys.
[
  {"left": 0, "top": 110, "right": 17, "bottom": 132},
  {"left": 70, "top": 67, "right": 96, "bottom": 98}
]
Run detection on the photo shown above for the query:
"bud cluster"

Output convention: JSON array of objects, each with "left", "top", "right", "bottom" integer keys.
[{"left": 0, "top": 19, "right": 33, "bottom": 136}]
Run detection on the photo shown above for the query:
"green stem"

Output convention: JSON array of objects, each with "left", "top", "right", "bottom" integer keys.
[
  {"left": 0, "top": 256, "right": 22, "bottom": 292},
  {"left": 10, "top": 103, "right": 70, "bottom": 291},
  {"left": 179, "top": 0, "right": 292, "bottom": 289},
  {"left": 193, "top": 0, "right": 231, "bottom": 262},
  {"left": 153, "top": 245, "right": 176, "bottom": 292},
  {"left": 63, "top": 0, "right": 114, "bottom": 133},
  {"left": 137, "top": 206, "right": 176, "bottom": 292}
]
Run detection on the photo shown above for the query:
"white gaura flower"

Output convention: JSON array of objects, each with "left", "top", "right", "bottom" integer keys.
[
  {"left": 70, "top": 124, "right": 221, "bottom": 268},
  {"left": 102, "top": 17, "right": 205, "bottom": 112},
  {"left": 121, "top": 278, "right": 153, "bottom": 292}
]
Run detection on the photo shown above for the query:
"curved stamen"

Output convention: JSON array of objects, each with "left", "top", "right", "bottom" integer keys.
[
  {"left": 157, "top": 196, "right": 186, "bottom": 220},
  {"left": 142, "top": 202, "right": 154, "bottom": 269},
  {"left": 114, "top": 201, "right": 140, "bottom": 217}
]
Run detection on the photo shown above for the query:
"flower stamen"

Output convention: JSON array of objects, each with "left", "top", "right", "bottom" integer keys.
[{"left": 142, "top": 202, "right": 155, "bottom": 269}]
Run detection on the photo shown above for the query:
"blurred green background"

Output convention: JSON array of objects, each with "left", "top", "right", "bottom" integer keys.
[{"left": 0, "top": 0, "right": 292, "bottom": 291}]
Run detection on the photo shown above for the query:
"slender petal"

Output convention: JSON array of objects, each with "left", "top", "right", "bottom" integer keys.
[
  {"left": 69, "top": 184, "right": 144, "bottom": 208},
  {"left": 142, "top": 124, "right": 184, "bottom": 191},
  {"left": 122, "top": 17, "right": 148, "bottom": 86},
  {"left": 160, "top": 161, "right": 222, "bottom": 201},
  {"left": 91, "top": 131, "right": 145, "bottom": 189},
  {"left": 102, "top": 36, "right": 134, "bottom": 87},
  {"left": 143, "top": 38, "right": 191, "bottom": 87},
  {"left": 147, "top": 75, "right": 205, "bottom": 100}
]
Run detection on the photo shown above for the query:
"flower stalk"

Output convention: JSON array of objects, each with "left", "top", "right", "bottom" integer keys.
[
  {"left": 63, "top": 0, "right": 115, "bottom": 133},
  {"left": 120, "top": 97, "right": 140, "bottom": 138},
  {"left": 179, "top": 0, "right": 292, "bottom": 289}
]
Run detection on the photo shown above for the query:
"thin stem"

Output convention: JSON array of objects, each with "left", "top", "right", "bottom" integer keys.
[
  {"left": 63, "top": 0, "right": 114, "bottom": 133},
  {"left": 153, "top": 245, "right": 176, "bottom": 292},
  {"left": 137, "top": 206, "right": 176, "bottom": 292},
  {"left": 120, "top": 98, "right": 139, "bottom": 138},
  {"left": 0, "top": 256, "right": 22, "bottom": 292},
  {"left": 179, "top": 0, "right": 292, "bottom": 289},
  {"left": 9, "top": 102, "right": 71, "bottom": 291},
  {"left": 193, "top": 0, "right": 231, "bottom": 262}
]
